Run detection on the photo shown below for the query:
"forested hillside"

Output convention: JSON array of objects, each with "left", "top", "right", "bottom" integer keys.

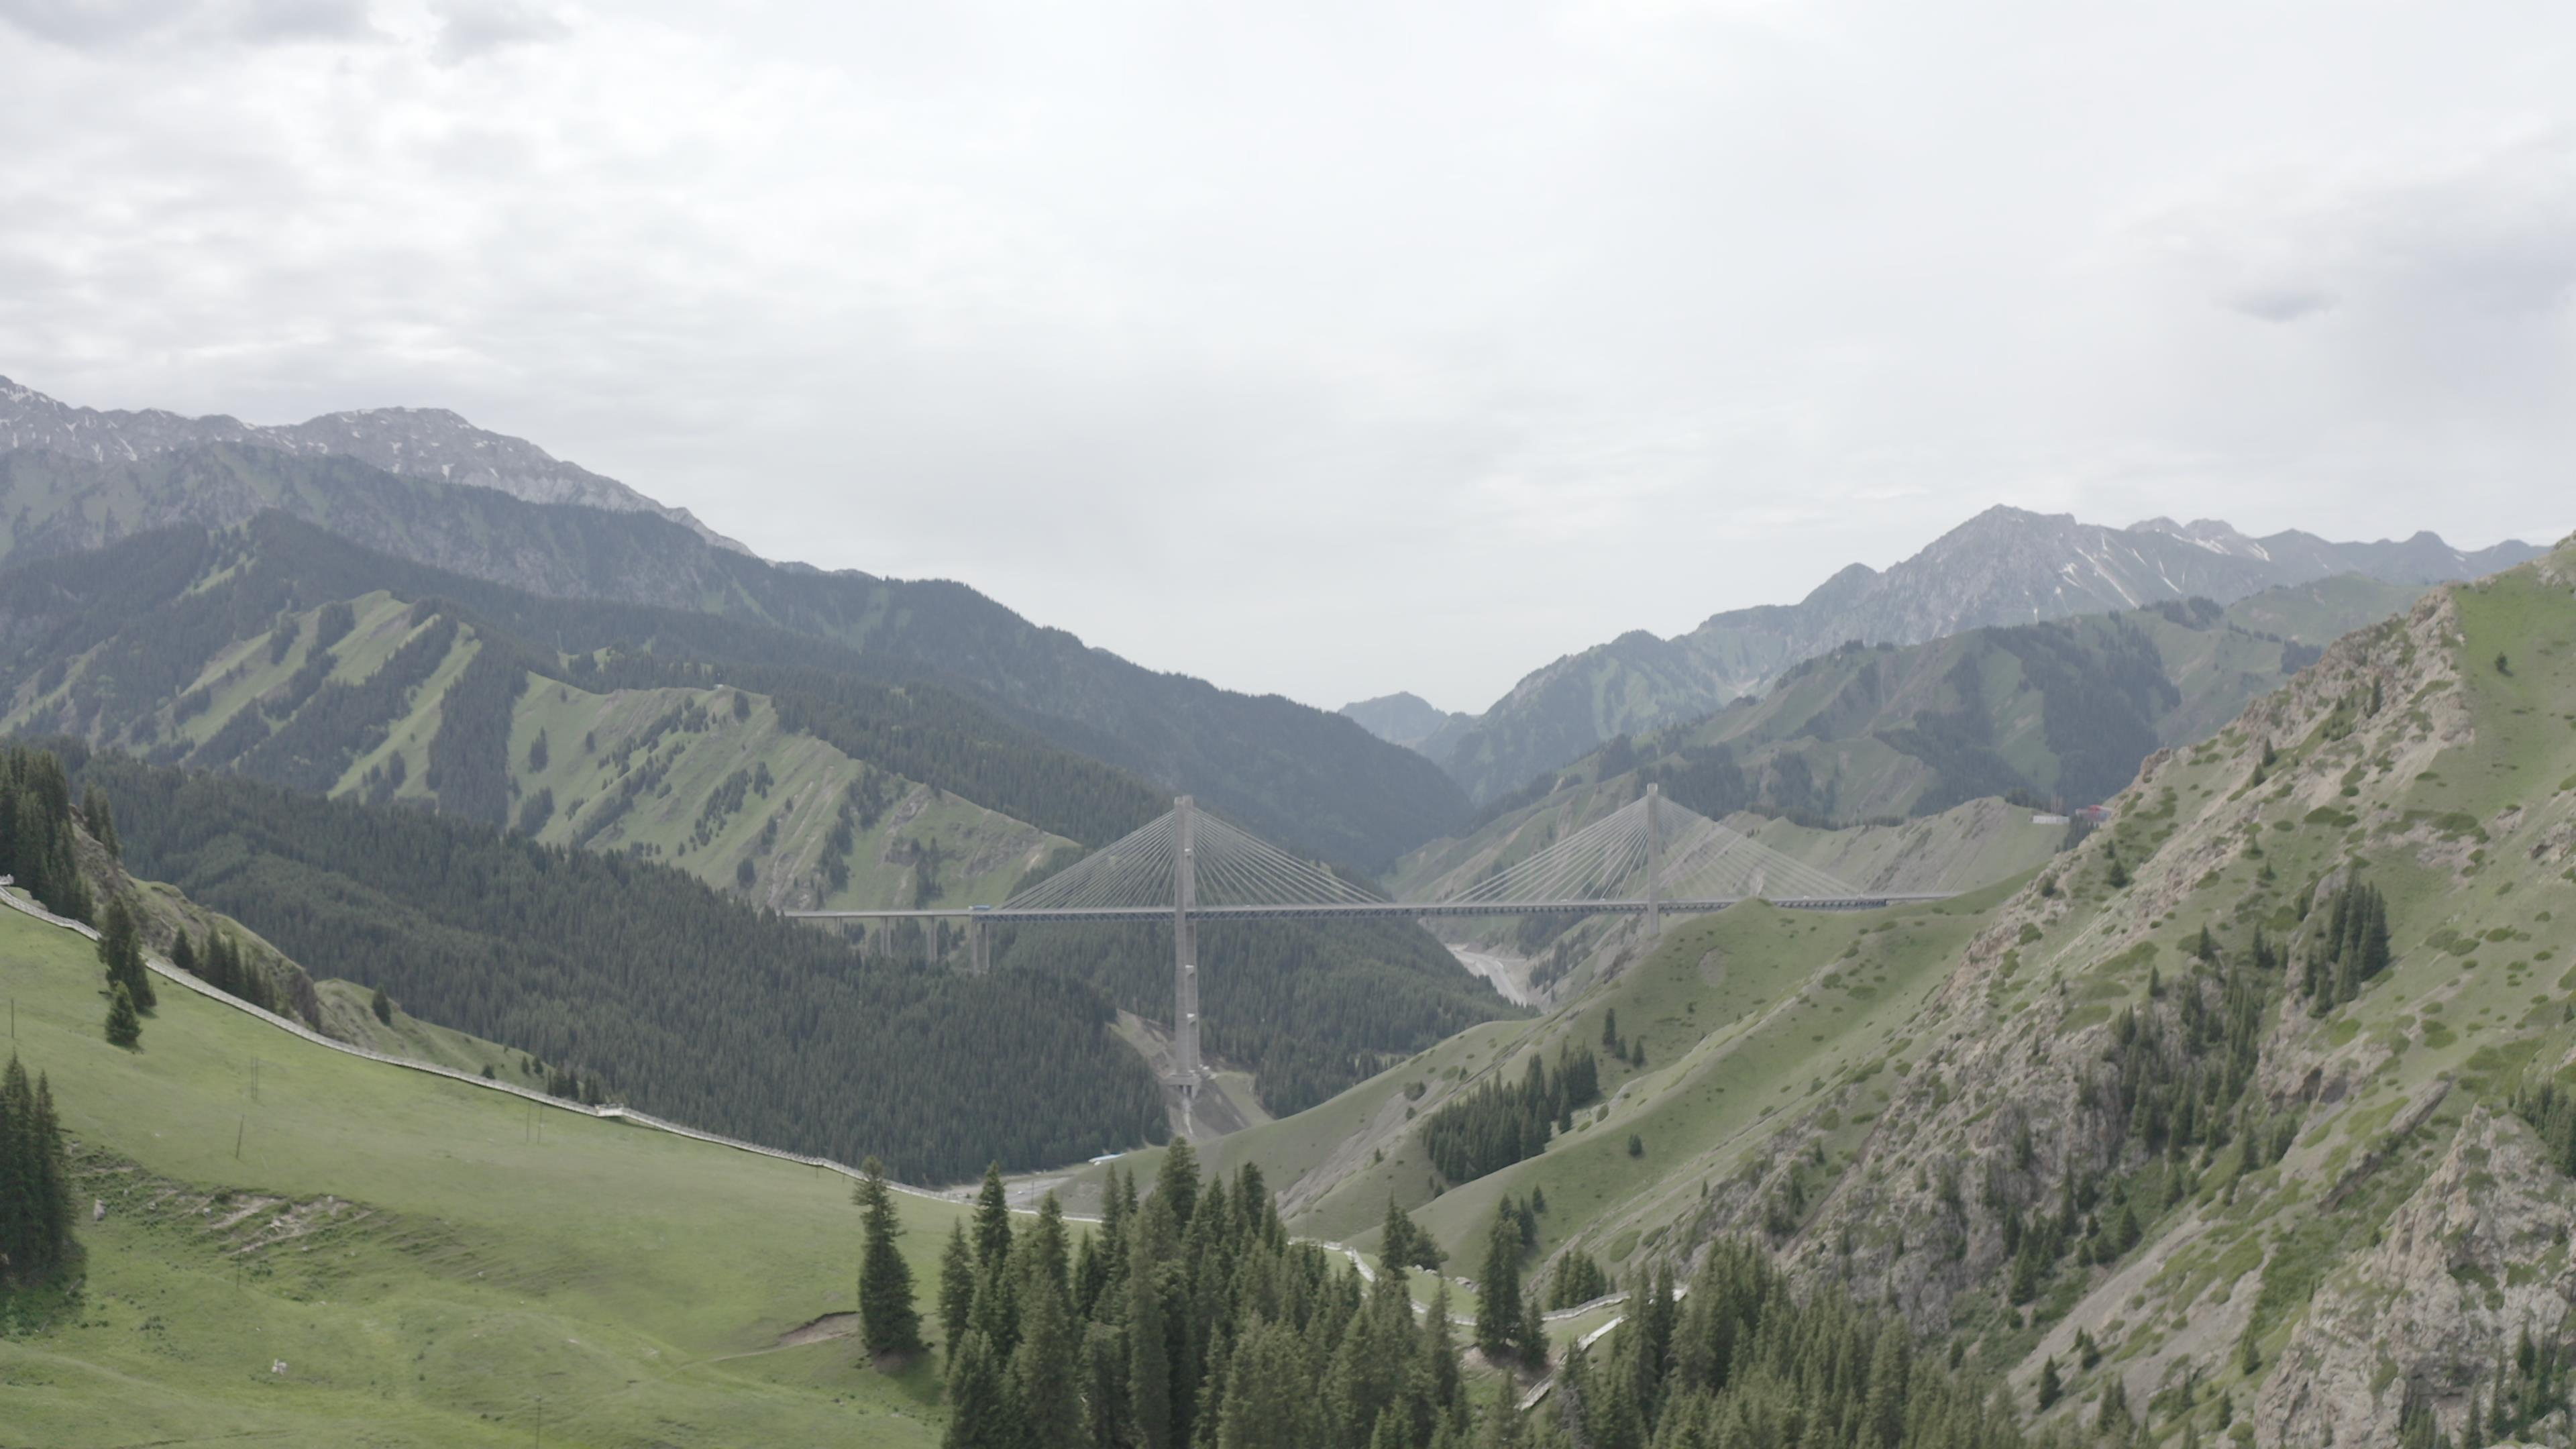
[
  {"left": 65, "top": 746, "right": 1167, "bottom": 1181},
  {"left": 0, "top": 441, "right": 1467, "bottom": 865},
  {"left": 1112, "top": 532, "right": 2576, "bottom": 1449},
  {"left": 996, "top": 916, "right": 1521, "bottom": 1116},
  {"left": 0, "top": 521, "right": 1514, "bottom": 1117}
]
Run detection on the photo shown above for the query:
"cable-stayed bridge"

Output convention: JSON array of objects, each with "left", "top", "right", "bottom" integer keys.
[{"left": 790, "top": 787, "right": 1949, "bottom": 1090}]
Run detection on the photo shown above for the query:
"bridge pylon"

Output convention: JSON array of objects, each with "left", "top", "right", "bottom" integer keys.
[
  {"left": 1644, "top": 784, "right": 1663, "bottom": 936},
  {"left": 1173, "top": 796, "right": 1203, "bottom": 1094}
]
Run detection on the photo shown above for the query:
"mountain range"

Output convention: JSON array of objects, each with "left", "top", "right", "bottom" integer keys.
[
  {"left": 0, "top": 372, "right": 747, "bottom": 552},
  {"left": 1351, "top": 504, "right": 2544, "bottom": 805},
  {"left": 0, "top": 376, "right": 1467, "bottom": 871}
]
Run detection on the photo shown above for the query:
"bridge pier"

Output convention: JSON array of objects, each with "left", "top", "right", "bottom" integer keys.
[
  {"left": 1173, "top": 796, "right": 1203, "bottom": 1094},
  {"left": 1644, "top": 784, "right": 1663, "bottom": 937},
  {"left": 968, "top": 917, "right": 990, "bottom": 975}
]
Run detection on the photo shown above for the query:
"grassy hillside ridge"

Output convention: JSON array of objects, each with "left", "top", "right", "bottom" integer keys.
[
  {"left": 1125, "top": 533, "right": 2576, "bottom": 1448},
  {"left": 0, "top": 446, "right": 1469, "bottom": 866},
  {"left": 0, "top": 899, "right": 979, "bottom": 1447},
  {"left": 1640, "top": 540, "right": 2576, "bottom": 1443}
]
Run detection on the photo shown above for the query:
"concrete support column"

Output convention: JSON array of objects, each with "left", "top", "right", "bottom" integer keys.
[
  {"left": 1644, "top": 784, "right": 1664, "bottom": 937},
  {"left": 1173, "top": 796, "right": 1201, "bottom": 1093},
  {"left": 969, "top": 917, "right": 990, "bottom": 976}
]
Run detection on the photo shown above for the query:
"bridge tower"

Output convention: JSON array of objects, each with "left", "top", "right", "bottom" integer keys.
[
  {"left": 1173, "top": 795, "right": 1202, "bottom": 1093},
  {"left": 1644, "top": 783, "right": 1664, "bottom": 936}
]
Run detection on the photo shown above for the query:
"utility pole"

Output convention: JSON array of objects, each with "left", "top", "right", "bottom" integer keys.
[
  {"left": 1173, "top": 796, "right": 1201, "bottom": 1094},
  {"left": 1644, "top": 784, "right": 1664, "bottom": 937}
]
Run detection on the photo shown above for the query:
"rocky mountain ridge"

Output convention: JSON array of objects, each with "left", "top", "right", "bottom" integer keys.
[
  {"left": 1423, "top": 504, "right": 2544, "bottom": 804},
  {"left": 0, "top": 372, "right": 747, "bottom": 552}
]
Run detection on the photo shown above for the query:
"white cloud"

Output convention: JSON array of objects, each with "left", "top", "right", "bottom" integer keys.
[{"left": 0, "top": 0, "right": 2567, "bottom": 712}]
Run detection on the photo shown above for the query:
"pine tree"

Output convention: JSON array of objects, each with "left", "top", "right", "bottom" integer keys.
[
  {"left": 168, "top": 928, "right": 197, "bottom": 979},
  {"left": 855, "top": 1157, "right": 924, "bottom": 1358},
  {"left": 940, "top": 1220, "right": 977, "bottom": 1364},
  {"left": 1477, "top": 1209, "right": 1523, "bottom": 1360},
  {"left": 1023, "top": 1192, "right": 1071, "bottom": 1309},
  {"left": 2037, "top": 1356, "right": 2061, "bottom": 1409},
  {"left": 1155, "top": 1136, "right": 1200, "bottom": 1228},
  {"left": 96, "top": 897, "right": 153, "bottom": 1011},
  {"left": 104, "top": 981, "right": 141, "bottom": 1048},
  {"left": 1, "top": 1057, "right": 78, "bottom": 1285},
  {"left": 371, "top": 984, "right": 394, "bottom": 1025},
  {"left": 943, "top": 1328, "right": 1016, "bottom": 1449},
  {"left": 81, "top": 784, "right": 120, "bottom": 859},
  {"left": 973, "top": 1162, "right": 1013, "bottom": 1269},
  {"left": 1475, "top": 1374, "right": 1525, "bottom": 1449},
  {"left": 1012, "top": 1255, "right": 1084, "bottom": 1448},
  {"left": 1515, "top": 1292, "right": 1548, "bottom": 1373},
  {"left": 1129, "top": 1249, "right": 1173, "bottom": 1449}
]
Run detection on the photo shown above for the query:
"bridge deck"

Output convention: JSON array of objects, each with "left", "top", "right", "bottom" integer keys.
[{"left": 787, "top": 894, "right": 1953, "bottom": 924}]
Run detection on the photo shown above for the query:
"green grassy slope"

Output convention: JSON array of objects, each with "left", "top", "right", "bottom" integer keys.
[
  {"left": 0, "top": 900, "right": 981, "bottom": 1447},
  {"left": 0, "top": 584, "right": 1072, "bottom": 913},
  {"left": 505, "top": 680, "right": 1065, "bottom": 911}
]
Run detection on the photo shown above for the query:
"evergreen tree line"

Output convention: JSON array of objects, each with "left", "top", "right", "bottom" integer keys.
[
  {"left": 64, "top": 747, "right": 1169, "bottom": 1181},
  {"left": 0, "top": 1055, "right": 77, "bottom": 1289},
  {"left": 1422, "top": 1043, "right": 1601, "bottom": 1186},
  {"left": 2298, "top": 876, "right": 2390, "bottom": 1012},
  {"left": 995, "top": 918, "right": 1524, "bottom": 1118},
  {"left": 1538, "top": 1239, "right": 2034, "bottom": 1449},
  {"left": 0, "top": 745, "right": 95, "bottom": 922},
  {"left": 161, "top": 912, "right": 325, "bottom": 1027},
  {"left": 931, "top": 1142, "right": 1487, "bottom": 1449},
  {"left": 2389, "top": 1326, "right": 2571, "bottom": 1449},
  {"left": 1998, "top": 929, "right": 2287, "bottom": 1314},
  {"left": 220, "top": 608, "right": 459, "bottom": 784}
]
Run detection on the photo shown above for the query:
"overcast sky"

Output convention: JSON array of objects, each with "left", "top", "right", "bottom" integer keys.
[{"left": 3, "top": 1, "right": 2570, "bottom": 712}]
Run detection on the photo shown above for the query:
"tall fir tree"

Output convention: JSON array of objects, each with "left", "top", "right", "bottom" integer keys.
[
  {"left": 855, "top": 1157, "right": 924, "bottom": 1359},
  {"left": 1477, "top": 1208, "right": 1523, "bottom": 1362},
  {"left": 943, "top": 1328, "right": 1017, "bottom": 1449},
  {"left": 95, "top": 897, "right": 153, "bottom": 1011},
  {"left": 1012, "top": 1245, "right": 1085, "bottom": 1448},
  {"left": 973, "top": 1162, "right": 1014, "bottom": 1269},
  {"left": 939, "top": 1220, "right": 978, "bottom": 1364},
  {"left": 104, "top": 981, "right": 142, "bottom": 1049},
  {"left": 0, "top": 1057, "right": 78, "bottom": 1285}
]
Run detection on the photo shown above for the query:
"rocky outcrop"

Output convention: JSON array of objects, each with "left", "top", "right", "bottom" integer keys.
[{"left": 2253, "top": 1108, "right": 2576, "bottom": 1448}]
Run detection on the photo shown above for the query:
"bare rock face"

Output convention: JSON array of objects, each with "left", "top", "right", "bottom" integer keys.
[{"left": 2253, "top": 1108, "right": 2576, "bottom": 1448}]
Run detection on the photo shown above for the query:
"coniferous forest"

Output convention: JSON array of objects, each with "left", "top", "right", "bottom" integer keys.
[
  {"left": 0, "top": 745, "right": 95, "bottom": 923},
  {"left": 64, "top": 746, "right": 1168, "bottom": 1182},
  {"left": 0, "top": 1055, "right": 78, "bottom": 1291},
  {"left": 992, "top": 916, "right": 1523, "bottom": 1116},
  {"left": 912, "top": 1144, "right": 2043, "bottom": 1449}
]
